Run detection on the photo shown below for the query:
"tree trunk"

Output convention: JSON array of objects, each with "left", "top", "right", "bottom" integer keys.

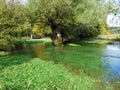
[
  {"left": 3, "top": 0, "right": 7, "bottom": 8},
  {"left": 45, "top": 16, "right": 68, "bottom": 45},
  {"left": 50, "top": 31, "right": 64, "bottom": 46},
  {"left": 52, "top": 37, "right": 63, "bottom": 46},
  {"left": 10, "top": 0, "right": 14, "bottom": 3},
  {"left": 30, "top": 23, "right": 33, "bottom": 39},
  {"left": 10, "top": 44, "right": 14, "bottom": 53}
]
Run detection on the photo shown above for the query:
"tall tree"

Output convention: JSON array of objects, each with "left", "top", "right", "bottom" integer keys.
[
  {"left": 25, "top": 0, "right": 39, "bottom": 39},
  {"left": 0, "top": 1, "right": 28, "bottom": 52},
  {"left": 0, "top": 0, "right": 110, "bottom": 47},
  {"left": 26, "top": 0, "right": 108, "bottom": 45}
]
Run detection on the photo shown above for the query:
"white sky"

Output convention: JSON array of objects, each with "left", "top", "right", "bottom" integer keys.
[
  {"left": 107, "top": 14, "right": 120, "bottom": 27},
  {"left": 106, "top": 0, "right": 120, "bottom": 27},
  {"left": 6, "top": 0, "right": 26, "bottom": 4},
  {"left": 20, "top": 0, "right": 26, "bottom": 4}
]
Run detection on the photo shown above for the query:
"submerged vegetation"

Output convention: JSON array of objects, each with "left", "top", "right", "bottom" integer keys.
[
  {"left": 0, "top": 54, "right": 95, "bottom": 90},
  {"left": 0, "top": 52, "right": 118, "bottom": 90}
]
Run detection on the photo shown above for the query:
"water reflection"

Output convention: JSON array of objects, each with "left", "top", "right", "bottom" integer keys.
[{"left": 101, "top": 42, "right": 120, "bottom": 82}]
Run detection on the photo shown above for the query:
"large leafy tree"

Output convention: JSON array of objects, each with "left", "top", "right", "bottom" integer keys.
[
  {"left": 0, "top": 0, "right": 28, "bottom": 52},
  {"left": 26, "top": 0, "right": 108, "bottom": 45},
  {"left": 0, "top": 0, "right": 109, "bottom": 47}
]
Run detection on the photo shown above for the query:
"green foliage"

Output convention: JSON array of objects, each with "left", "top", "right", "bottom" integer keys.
[
  {"left": 26, "top": 0, "right": 108, "bottom": 41},
  {"left": 0, "top": 0, "right": 110, "bottom": 45},
  {"left": 0, "top": 54, "right": 114, "bottom": 90},
  {"left": 60, "top": 23, "right": 99, "bottom": 40},
  {"left": 16, "top": 38, "right": 52, "bottom": 44},
  {"left": 0, "top": 54, "right": 93, "bottom": 90},
  {"left": 32, "top": 22, "right": 52, "bottom": 35},
  {"left": 0, "top": 1, "right": 29, "bottom": 45},
  {"left": 95, "top": 24, "right": 110, "bottom": 35}
]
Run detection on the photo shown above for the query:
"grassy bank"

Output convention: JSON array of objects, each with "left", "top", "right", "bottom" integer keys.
[{"left": 0, "top": 53, "right": 114, "bottom": 90}]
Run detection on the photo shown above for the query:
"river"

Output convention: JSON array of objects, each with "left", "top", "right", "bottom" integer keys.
[{"left": 20, "top": 41, "right": 120, "bottom": 82}]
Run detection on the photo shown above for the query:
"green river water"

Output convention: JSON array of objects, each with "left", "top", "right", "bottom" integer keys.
[{"left": 21, "top": 41, "right": 120, "bottom": 82}]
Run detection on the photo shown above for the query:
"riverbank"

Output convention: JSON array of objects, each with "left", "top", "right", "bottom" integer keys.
[{"left": 16, "top": 38, "right": 52, "bottom": 44}]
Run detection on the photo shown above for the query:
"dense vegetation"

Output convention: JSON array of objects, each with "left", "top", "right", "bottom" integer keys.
[
  {"left": 110, "top": 27, "right": 120, "bottom": 33},
  {"left": 0, "top": 0, "right": 110, "bottom": 46},
  {"left": 0, "top": 54, "right": 96, "bottom": 90},
  {"left": 0, "top": 50, "right": 117, "bottom": 90}
]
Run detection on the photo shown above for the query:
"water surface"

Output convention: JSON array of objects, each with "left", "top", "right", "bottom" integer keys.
[
  {"left": 101, "top": 42, "right": 120, "bottom": 82},
  {"left": 21, "top": 41, "right": 120, "bottom": 82}
]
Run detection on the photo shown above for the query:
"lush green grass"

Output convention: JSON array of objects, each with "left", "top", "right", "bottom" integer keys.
[
  {"left": 16, "top": 38, "right": 52, "bottom": 44},
  {"left": 0, "top": 53, "right": 115, "bottom": 90},
  {"left": 0, "top": 51, "right": 9, "bottom": 56},
  {"left": 0, "top": 54, "right": 93, "bottom": 90}
]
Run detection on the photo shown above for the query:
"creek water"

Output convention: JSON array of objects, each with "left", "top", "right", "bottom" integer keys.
[
  {"left": 20, "top": 41, "right": 120, "bottom": 82},
  {"left": 101, "top": 42, "right": 120, "bottom": 82}
]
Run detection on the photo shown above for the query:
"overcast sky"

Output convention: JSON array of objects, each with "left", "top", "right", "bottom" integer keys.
[
  {"left": 107, "top": 14, "right": 120, "bottom": 27},
  {"left": 20, "top": 0, "right": 26, "bottom": 4},
  {"left": 106, "top": 0, "right": 120, "bottom": 27},
  {"left": 6, "top": 0, "right": 26, "bottom": 4}
]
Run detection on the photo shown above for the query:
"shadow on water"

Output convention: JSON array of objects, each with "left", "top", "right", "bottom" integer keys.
[
  {"left": 0, "top": 43, "right": 35, "bottom": 69},
  {"left": 0, "top": 54, "right": 32, "bottom": 69},
  {"left": 0, "top": 42, "right": 53, "bottom": 70}
]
